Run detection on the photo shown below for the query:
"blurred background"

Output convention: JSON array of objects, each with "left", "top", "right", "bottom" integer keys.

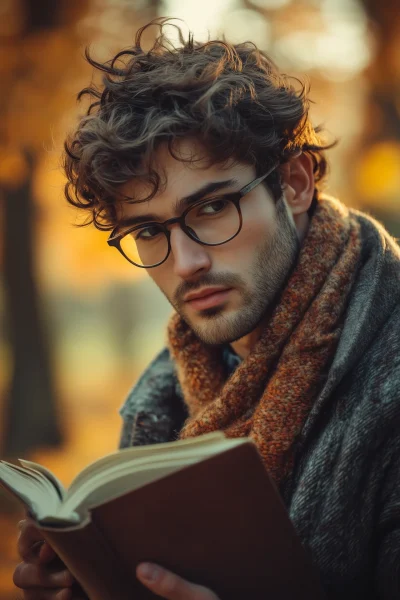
[{"left": 0, "top": 0, "right": 399, "bottom": 595}]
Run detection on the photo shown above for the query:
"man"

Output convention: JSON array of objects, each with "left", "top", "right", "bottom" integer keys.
[{"left": 13, "top": 18, "right": 400, "bottom": 600}]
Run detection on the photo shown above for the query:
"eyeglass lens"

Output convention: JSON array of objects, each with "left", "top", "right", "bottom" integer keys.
[{"left": 120, "top": 197, "right": 241, "bottom": 267}]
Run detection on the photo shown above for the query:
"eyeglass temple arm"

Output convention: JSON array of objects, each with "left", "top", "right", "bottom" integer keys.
[{"left": 239, "top": 162, "right": 280, "bottom": 197}]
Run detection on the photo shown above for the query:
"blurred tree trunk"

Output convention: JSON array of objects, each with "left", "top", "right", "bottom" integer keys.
[
  {"left": 361, "top": 0, "right": 400, "bottom": 142},
  {"left": 2, "top": 151, "right": 62, "bottom": 455},
  {"left": 0, "top": 0, "right": 89, "bottom": 456},
  {"left": 355, "top": 0, "right": 400, "bottom": 237}
]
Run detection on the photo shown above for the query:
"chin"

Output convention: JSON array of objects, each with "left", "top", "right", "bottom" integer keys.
[{"left": 188, "top": 307, "right": 258, "bottom": 346}]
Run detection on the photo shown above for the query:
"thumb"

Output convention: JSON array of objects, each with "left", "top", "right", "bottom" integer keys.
[{"left": 136, "top": 563, "right": 220, "bottom": 600}]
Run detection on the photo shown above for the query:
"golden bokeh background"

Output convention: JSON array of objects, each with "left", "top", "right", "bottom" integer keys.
[{"left": 0, "top": 0, "right": 399, "bottom": 596}]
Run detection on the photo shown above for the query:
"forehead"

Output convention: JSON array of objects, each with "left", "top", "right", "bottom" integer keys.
[{"left": 117, "top": 139, "right": 252, "bottom": 219}]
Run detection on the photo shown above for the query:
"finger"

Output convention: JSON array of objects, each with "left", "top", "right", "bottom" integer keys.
[
  {"left": 136, "top": 563, "right": 220, "bottom": 600},
  {"left": 17, "top": 520, "right": 56, "bottom": 564},
  {"left": 13, "top": 562, "right": 75, "bottom": 589},
  {"left": 17, "top": 519, "right": 44, "bottom": 561}
]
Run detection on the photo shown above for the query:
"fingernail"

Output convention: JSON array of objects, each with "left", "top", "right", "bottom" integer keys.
[{"left": 138, "top": 563, "right": 159, "bottom": 582}]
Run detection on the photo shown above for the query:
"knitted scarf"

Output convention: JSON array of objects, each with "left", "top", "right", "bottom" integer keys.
[{"left": 167, "top": 197, "right": 362, "bottom": 485}]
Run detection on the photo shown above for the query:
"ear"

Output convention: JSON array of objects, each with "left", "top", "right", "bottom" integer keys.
[{"left": 279, "top": 153, "right": 315, "bottom": 218}]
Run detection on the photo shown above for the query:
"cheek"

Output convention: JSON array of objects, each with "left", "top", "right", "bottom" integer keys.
[
  {"left": 223, "top": 207, "right": 277, "bottom": 261},
  {"left": 207, "top": 223, "right": 274, "bottom": 282},
  {"left": 240, "top": 193, "right": 276, "bottom": 239}
]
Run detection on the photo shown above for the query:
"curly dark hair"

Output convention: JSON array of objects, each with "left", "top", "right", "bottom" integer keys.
[{"left": 63, "top": 18, "right": 336, "bottom": 231}]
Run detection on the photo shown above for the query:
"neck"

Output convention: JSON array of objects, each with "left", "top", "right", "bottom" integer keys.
[{"left": 230, "top": 323, "right": 265, "bottom": 359}]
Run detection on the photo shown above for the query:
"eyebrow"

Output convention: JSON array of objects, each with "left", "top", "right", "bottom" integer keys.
[{"left": 118, "top": 178, "right": 239, "bottom": 229}]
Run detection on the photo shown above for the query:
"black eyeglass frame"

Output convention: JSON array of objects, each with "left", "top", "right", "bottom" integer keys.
[{"left": 107, "top": 162, "right": 279, "bottom": 268}]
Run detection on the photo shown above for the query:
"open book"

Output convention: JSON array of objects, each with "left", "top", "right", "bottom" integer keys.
[
  {"left": 1, "top": 432, "right": 325, "bottom": 600},
  {"left": 0, "top": 432, "right": 245, "bottom": 526}
]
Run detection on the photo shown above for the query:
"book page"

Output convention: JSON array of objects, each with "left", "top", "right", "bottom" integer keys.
[
  {"left": 0, "top": 462, "right": 61, "bottom": 520},
  {"left": 19, "top": 460, "right": 65, "bottom": 501},
  {"left": 67, "top": 431, "right": 227, "bottom": 494},
  {"left": 61, "top": 436, "right": 250, "bottom": 518}
]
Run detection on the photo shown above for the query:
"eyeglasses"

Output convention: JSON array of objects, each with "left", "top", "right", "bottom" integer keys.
[{"left": 107, "top": 163, "right": 278, "bottom": 268}]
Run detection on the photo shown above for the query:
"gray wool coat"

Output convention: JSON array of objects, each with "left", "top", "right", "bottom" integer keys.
[{"left": 119, "top": 207, "right": 400, "bottom": 600}]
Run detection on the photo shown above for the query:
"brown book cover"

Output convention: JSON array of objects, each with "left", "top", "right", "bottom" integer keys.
[{"left": 39, "top": 443, "right": 326, "bottom": 600}]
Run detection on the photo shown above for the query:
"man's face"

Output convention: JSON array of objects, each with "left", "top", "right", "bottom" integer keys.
[{"left": 118, "top": 140, "right": 300, "bottom": 345}]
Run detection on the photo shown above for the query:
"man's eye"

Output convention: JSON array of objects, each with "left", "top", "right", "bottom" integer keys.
[
  {"left": 197, "top": 199, "right": 229, "bottom": 216},
  {"left": 134, "top": 226, "right": 163, "bottom": 240}
]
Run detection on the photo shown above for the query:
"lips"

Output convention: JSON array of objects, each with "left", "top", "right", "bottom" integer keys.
[
  {"left": 185, "top": 288, "right": 232, "bottom": 311},
  {"left": 184, "top": 287, "right": 229, "bottom": 302}
]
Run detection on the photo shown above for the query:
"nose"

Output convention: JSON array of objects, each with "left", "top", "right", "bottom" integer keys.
[{"left": 169, "top": 226, "right": 211, "bottom": 279}]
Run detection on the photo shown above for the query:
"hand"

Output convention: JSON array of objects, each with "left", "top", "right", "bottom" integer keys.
[
  {"left": 136, "top": 562, "right": 221, "bottom": 600},
  {"left": 13, "top": 517, "right": 85, "bottom": 599}
]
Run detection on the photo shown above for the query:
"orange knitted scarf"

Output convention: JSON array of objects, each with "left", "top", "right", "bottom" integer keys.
[{"left": 167, "top": 197, "right": 362, "bottom": 486}]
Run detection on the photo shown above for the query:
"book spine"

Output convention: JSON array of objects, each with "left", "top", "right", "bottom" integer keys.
[{"left": 41, "top": 518, "right": 135, "bottom": 600}]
